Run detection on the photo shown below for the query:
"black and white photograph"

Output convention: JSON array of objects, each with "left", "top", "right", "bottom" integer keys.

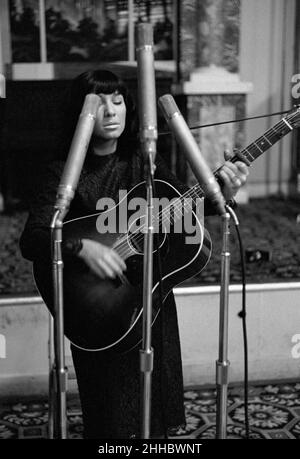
[{"left": 0, "top": 0, "right": 299, "bottom": 444}]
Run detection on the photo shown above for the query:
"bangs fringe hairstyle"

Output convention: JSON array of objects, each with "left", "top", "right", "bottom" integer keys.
[{"left": 61, "top": 69, "right": 138, "bottom": 159}]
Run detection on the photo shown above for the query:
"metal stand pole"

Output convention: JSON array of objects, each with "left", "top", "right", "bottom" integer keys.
[
  {"left": 136, "top": 22, "right": 157, "bottom": 439},
  {"left": 140, "top": 157, "right": 156, "bottom": 439},
  {"left": 50, "top": 210, "right": 68, "bottom": 439},
  {"left": 216, "top": 209, "right": 231, "bottom": 439},
  {"left": 215, "top": 205, "right": 239, "bottom": 439},
  {"left": 47, "top": 94, "right": 100, "bottom": 439},
  {"left": 48, "top": 314, "right": 55, "bottom": 439}
]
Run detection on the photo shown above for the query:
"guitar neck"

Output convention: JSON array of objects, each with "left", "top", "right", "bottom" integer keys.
[
  {"left": 141, "top": 108, "right": 298, "bottom": 229},
  {"left": 232, "top": 117, "right": 293, "bottom": 164},
  {"left": 190, "top": 112, "right": 295, "bottom": 201}
]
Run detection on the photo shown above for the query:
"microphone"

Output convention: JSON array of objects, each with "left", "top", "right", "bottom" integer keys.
[
  {"left": 158, "top": 94, "right": 226, "bottom": 215},
  {"left": 55, "top": 93, "right": 100, "bottom": 216},
  {"left": 136, "top": 23, "right": 158, "bottom": 165}
]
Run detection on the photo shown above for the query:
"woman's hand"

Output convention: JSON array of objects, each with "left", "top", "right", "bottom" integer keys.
[
  {"left": 78, "top": 238, "right": 127, "bottom": 280},
  {"left": 218, "top": 150, "right": 249, "bottom": 201}
]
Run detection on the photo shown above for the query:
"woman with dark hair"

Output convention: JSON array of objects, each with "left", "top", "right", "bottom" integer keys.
[
  {"left": 62, "top": 70, "right": 138, "bottom": 159},
  {"left": 20, "top": 69, "right": 248, "bottom": 439}
]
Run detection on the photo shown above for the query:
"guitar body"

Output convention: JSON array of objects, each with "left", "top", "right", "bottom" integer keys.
[{"left": 34, "top": 179, "right": 211, "bottom": 353}]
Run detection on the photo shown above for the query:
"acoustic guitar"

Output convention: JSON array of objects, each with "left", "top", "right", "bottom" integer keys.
[{"left": 33, "top": 106, "right": 300, "bottom": 353}]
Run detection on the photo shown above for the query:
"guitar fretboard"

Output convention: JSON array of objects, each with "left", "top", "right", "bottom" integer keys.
[
  {"left": 233, "top": 118, "right": 292, "bottom": 164},
  {"left": 184, "top": 111, "right": 296, "bottom": 204}
]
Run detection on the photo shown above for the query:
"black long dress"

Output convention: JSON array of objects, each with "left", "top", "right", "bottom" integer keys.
[{"left": 20, "top": 149, "right": 203, "bottom": 438}]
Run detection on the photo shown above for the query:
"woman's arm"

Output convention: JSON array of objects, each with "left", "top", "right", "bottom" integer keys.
[
  {"left": 20, "top": 161, "right": 126, "bottom": 279},
  {"left": 154, "top": 152, "right": 249, "bottom": 214},
  {"left": 19, "top": 163, "right": 64, "bottom": 262}
]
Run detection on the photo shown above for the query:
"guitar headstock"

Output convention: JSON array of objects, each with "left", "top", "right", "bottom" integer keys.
[{"left": 285, "top": 105, "right": 300, "bottom": 128}]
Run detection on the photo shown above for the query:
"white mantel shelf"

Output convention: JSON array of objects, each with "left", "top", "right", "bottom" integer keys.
[{"left": 173, "top": 66, "right": 253, "bottom": 95}]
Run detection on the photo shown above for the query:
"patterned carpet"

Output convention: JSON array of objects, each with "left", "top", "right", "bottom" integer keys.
[{"left": 1, "top": 381, "right": 300, "bottom": 439}]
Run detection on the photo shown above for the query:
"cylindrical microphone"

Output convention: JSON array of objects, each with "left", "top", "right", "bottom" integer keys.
[
  {"left": 136, "top": 23, "right": 157, "bottom": 164},
  {"left": 158, "top": 94, "right": 226, "bottom": 216},
  {"left": 55, "top": 93, "right": 100, "bottom": 215}
]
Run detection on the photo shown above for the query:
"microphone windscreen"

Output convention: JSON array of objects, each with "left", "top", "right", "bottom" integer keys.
[
  {"left": 80, "top": 93, "right": 101, "bottom": 117},
  {"left": 158, "top": 94, "right": 179, "bottom": 120}
]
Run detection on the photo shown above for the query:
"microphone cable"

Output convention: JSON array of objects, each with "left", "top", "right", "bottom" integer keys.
[
  {"left": 157, "top": 109, "right": 292, "bottom": 138},
  {"left": 227, "top": 204, "right": 250, "bottom": 439}
]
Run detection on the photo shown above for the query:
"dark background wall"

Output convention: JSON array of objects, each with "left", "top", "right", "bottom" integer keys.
[{"left": 1, "top": 75, "right": 173, "bottom": 208}]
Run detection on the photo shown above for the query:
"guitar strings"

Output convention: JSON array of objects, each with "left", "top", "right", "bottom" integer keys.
[
  {"left": 113, "top": 114, "right": 297, "bottom": 258},
  {"left": 112, "top": 113, "right": 298, "bottom": 259}
]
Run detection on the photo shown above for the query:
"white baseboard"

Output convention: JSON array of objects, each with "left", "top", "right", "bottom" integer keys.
[{"left": 1, "top": 283, "right": 300, "bottom": 396}]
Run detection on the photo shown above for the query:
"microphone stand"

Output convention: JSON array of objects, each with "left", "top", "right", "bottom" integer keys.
[
  {"left": 50, "top": 209, "right": 68, "bottom": 439},
  {"left": 140, "top": 154, "right": 156, "bottom": 439},
  {"left": 216, "top": 204, "right": 239, "bottom": 439},
  {"left": 136, "top": 23, "right": 158, "bottom": 439},
  {"left": 48, "top": 94, "right": 100, "bottom": 439}
]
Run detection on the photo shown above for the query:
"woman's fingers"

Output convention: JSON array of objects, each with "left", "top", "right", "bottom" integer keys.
[
  {"left": 100, "top": 252, "right": 125, "bottom": 277},
  {"left": 96, "top": 258, "right": 117, "bottom": 279},
  {"left": 223, "top": 149, "right": 233, "bottom": 161},
  {"left": 219, "top": 169, "right": 241, "bottom": 188},
  {"left": 110, "top": 249, "right": 127, "bottom": 271},
  {"left": 79, "top": 239, "right": 127, "bottom": 279},
  {"left": 220, "top": 161, "right": 249, "bottom": 184},
  {"left": 218, "top": 158, "right": 250, "bottom": 200}
]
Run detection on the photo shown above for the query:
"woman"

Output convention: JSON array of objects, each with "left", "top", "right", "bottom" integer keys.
[{"left": 20, "top": 69, "right": 248, "bottom": 438}]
